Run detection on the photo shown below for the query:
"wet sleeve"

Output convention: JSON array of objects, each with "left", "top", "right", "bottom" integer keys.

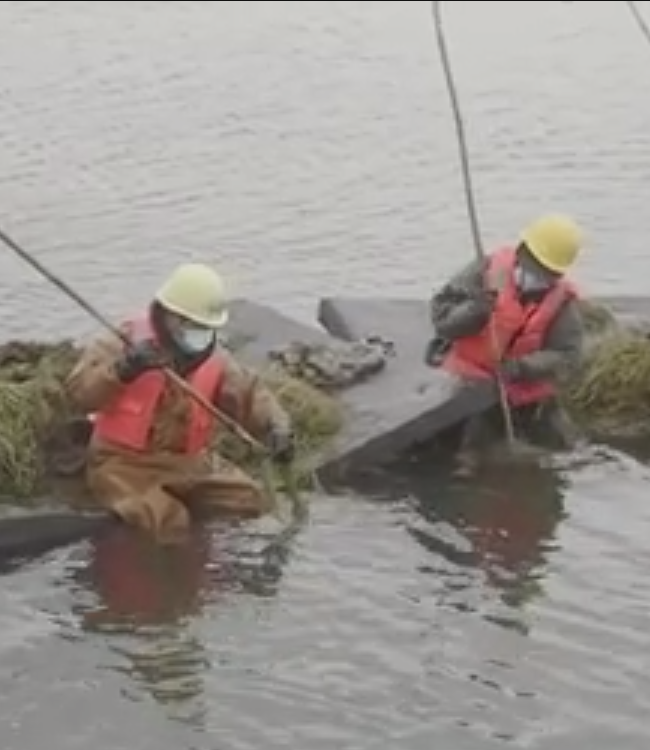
[
  {"left": 215, "top": 354, "right": 291, "bottom": 442},
  {"left": 429, "top": 257, "right": 493, "bottom": 340},
  {"left": 514, "top": 299, "right": 585, "bottom": 382},
  {"left": 64, "top": 331, "right": 126, "bottom": 413}
]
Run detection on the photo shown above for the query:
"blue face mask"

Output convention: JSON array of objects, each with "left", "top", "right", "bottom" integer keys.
[{"left": 175, "top": 326, "right": 215, "bottom": 354}]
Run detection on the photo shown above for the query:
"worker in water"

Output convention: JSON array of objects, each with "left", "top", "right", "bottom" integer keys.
[
  {"left": 65, "top": 262, "right": 295, "bottom": 541},
  {"left": 427, "top": 214, "right": 585, "bottom": 472}
]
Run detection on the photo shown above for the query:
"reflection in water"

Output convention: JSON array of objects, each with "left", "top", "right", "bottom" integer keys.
[
  {"left": 114, "top": 628, "right": 210, "bottom": 729},
  {"left": 68, "top": 521, "right": 295, "bottom": 730},
  {"left": 75, "top": 527, "right": 215, "bottom": 628},
  {"left": 387, "top": 450, "right": 569, "bottom": 633},
  {"left": 72, "top": 523, "right": 291, "bottom": 629}
]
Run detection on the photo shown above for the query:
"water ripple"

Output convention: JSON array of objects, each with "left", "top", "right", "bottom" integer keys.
[{"left": 0, "top": 1, "right": 649, "bottom": 748}]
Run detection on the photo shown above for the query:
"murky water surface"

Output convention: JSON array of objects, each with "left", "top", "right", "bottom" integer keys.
[{"left": 0, "top": 2, "right": 649, "bottom": 748}]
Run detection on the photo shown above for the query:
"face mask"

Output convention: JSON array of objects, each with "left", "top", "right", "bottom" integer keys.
[
  {"left": 514, "top": 265, "right": 550, "bottom": 294},
  {"left": 175, "top": 326, "right": 215, "bottom": 354}
]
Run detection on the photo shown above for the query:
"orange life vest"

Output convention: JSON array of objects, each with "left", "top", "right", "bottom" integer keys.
[
  {"left": 92, "top": 314, "right": 224, "bottom": 453},
  {"left": 440, "top": 246, "right": 577, "bottom": 407}
]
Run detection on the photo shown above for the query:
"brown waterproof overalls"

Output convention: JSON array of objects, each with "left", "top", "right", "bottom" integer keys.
[{"left": 64, "top": 328, "right": 289, "bottom": 541}]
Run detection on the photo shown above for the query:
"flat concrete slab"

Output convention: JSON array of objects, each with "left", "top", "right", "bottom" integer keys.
[
  {"left": 316, "top": 297, "right": 497, "bottom": 481},
  {"left": 224, "top": 299, "right": 333, "bottom": 367},
  {"left": 222, "top": 299, "right": 496, "bottom": 486}
]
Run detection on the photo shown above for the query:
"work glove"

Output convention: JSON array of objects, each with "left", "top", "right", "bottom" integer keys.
[
  {"left": 115, "top": 340, "right": 165, "bottom": 383},
  {"left": 267, "top": 423, "right": 295, "bottom": 464},
  {"left": 499, "top": 358, "right": 526, "bottom": 381}
]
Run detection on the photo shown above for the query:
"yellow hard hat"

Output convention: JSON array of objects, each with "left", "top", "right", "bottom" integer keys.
[
  {"left": 520, "top": 214, "right": 583, "bottom": 273},
  {"left": 154, "top": 262, "right": 229, "bottom": 328}
]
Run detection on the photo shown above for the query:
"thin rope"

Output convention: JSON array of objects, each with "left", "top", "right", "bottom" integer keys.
[{"left": 430, "top": 0, "right": 516, "bottom": 445}]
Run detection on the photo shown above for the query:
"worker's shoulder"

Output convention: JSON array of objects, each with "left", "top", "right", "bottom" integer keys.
[
  {"left": 559, "top": 286, "right": 583, "bottom": 322},
  {"left": 550, "top": 292, "right": 584, "bottom": 342},
  {"left": 433, "top": 256, "right": 485, "bottom": 298}
]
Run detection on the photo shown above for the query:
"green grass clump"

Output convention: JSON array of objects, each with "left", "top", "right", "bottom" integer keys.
[
  {"left": 563, "top": 332, "right": 650, "bottom": 439},
  {"left": 0, "top": 341, "right": 80, "bottom": 499}
]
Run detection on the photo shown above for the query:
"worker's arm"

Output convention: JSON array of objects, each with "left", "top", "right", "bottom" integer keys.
[
  {"left": 64, "top": 331, "right": 126, "bottom": 413},
  {"left": 429, "top": 257, "right": 495, "bottom": 340},
  {"left": 505, "top": 299, "right": 584, "bottom": 382},
  {"left": 216, "top": 353, "right": 293, "bottom": 451}
]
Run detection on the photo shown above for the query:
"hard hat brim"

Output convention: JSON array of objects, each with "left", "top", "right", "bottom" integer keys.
[
  {"left": 525, "top": 246, "right": 568, "bottom": 274},
  {"left": 156, "top": 296, "right": 229, "bottom": 328}
]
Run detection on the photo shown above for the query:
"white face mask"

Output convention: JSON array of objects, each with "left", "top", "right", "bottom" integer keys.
[
  {"left": 514, "top": 265, "right": 550, "bottom": 293},
  {"left": 176, "top": 326, "right": 215, "bottom": 354}
]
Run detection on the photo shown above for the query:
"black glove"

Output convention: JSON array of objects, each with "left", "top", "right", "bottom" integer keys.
[
  {"left": 115, "top": 340, "right": 165, "bottom": 383},
  {"left": 267, "top": 423, "right": 295, "bottom": 463}
]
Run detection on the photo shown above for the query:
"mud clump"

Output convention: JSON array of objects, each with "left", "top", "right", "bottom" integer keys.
[{"left": 267, "top": 338, "right": 390, "bottom": 391}]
